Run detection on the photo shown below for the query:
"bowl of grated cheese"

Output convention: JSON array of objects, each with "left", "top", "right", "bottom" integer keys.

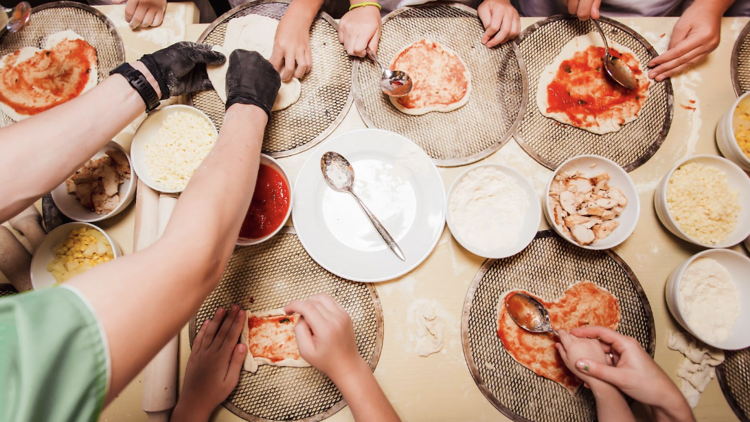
[{"left": 131, "top": 105, "right": 218, "bottom": 193}]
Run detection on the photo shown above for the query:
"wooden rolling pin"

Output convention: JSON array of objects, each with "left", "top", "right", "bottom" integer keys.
[{"left": 0, "top": 226, "right": 32, "bottom": 292}]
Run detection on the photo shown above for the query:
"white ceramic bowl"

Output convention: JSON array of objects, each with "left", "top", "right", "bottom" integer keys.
[
  {"left": 131, "top": 105, "right": 218, "bottom": 194},
  {"left": 654, "top": 155, "right": 750, "bottom": 248},
  {"left": 665, "top": 249, "right": 750, "bottom": 350},
  {"left": 716, "top": 91, "right": 750, "bottom": 171},
  {"left": 236, "top": 155, "right": 293, "bottom": 246},
  {"left": 447, "top": 163, "right": 541, "bottom": 259},
  {"left": 30, "top": 222, "right": 122, "bottom": 290},
  {"left": 543, "top": 155, "right": 640, "bottom": 250},
  {"left": 51, "top": 141, "right": 136, "bottom": 222}
]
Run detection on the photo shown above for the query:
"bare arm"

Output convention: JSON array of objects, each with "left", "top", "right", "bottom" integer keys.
[{"left": 270, "top": 0, "right": 324, "bottom": 81}]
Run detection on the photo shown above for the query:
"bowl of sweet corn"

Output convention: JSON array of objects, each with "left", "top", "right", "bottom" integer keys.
[
  {"left": 716, "top": 91, "right": 750, "bottom": 171},
  {"left": 30, "top": 222, "right": 122, "bottom": 290}
]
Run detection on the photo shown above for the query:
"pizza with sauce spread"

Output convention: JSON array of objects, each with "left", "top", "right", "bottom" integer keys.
[
  {"left": 0, "top": 30, "right": 98, "bottom": 122},
  {"left": 240, "top": 308, "right": 310, "bottom": 372},
  {"left": 536, "top": 33, "right": 650, "bottom": 135},
  {"left": 388, "top": 39, "right": 471, "bottom": 115},
  {"left": 496, "top": 281, "right": 621, "bottom": 394}
]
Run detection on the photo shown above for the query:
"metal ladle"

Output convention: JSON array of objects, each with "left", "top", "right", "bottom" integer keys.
[
  {"left": 592, "top": 19, "right": 638, "bottom": 91},
  {"left": 505, "top": 292, "right": 558, "bottom": 336},
  {"left": 366, "top": 47, "right": 413, "bottom": 97},
  {"left": 1, "top": 2, "right": 31, "bottom": 33},
  {"left": 320, "top": 151, "right": 406, "bottom": 261}
]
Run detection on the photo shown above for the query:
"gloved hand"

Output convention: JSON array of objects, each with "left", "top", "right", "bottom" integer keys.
[
  {"left": 225, "top": 49, "right": 281, "bottom": 119},
  {"left": 138, "top": 42, "right": 226, "bottom": 100}
]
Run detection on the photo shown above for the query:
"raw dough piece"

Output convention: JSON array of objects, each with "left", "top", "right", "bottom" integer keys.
[
  {"left": 207, "top": 15, "right": 301, "bottom": 111},
  {"left": 667, "top": 330, "right": 725, "bottom": 408},
  {"left": 536, "top": 32, "right": 650, "bottom": 134},
  {"left": 388, "top": 39, "right": 471, "bottom": 115},
  {"left": 415, "top": 302, "right": 445, "bottom": 357},
  {"left": 240, "top": 307, "right": 310, "bottom": 372},
  {"left": 0, "top": 30, "right": 98, "bottom": 121}
]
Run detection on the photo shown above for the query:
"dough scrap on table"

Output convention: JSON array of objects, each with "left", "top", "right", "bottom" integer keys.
[
  {"left": 206, "top": 15, "right": 301, "bottom": 112},
  {"left": 414, "top": 302, "right": 445, "bottom": 357},
  {"left": 667, "top": 330, "right": 725, "bottom": 408},
  {"left": 240, "top": 307, "right": 310, "bottom": 372}
]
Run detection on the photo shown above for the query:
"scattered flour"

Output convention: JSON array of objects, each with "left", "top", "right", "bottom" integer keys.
[{"left": 668, "top": 330, "right": 725, "bottom": 408}]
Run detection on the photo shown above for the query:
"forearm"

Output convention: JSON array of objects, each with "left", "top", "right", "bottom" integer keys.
[
  {"left": 333, "top": 359, "right": 400, "bottom": 422},
  {"left": 651, "top": 390, "right": 696, "bottom": 422},
  {"left": 171, "top": 400, "right": 211, "bottom": 422},
  {"left": 287, "top": 0, "right": 324, "bottom": 26},
  {"left": 591, "top": 384, "right": 636, "bottom": 422}
]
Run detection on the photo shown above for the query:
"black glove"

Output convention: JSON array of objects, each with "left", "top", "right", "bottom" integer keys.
[
  {"left": 139, "top": 41, "right": 226, "bottom": 100},
  {"left": 225, "top": 50, "right": 281, "bottom": 119}
]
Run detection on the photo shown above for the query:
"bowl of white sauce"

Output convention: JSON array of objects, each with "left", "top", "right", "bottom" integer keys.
[
  {"left": 447, "top": 164, "right": 541, "bottom": 259},
  {"left": 666, "top": 249, "right": 750, "bottom": 350}
]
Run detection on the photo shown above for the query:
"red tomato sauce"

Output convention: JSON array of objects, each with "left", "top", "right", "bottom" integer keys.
[{"left": 239, "top": 164, "right": 290, "bottom": 240}]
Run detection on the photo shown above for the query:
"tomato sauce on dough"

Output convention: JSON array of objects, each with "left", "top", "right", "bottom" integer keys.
[
  {"left": 247, "top": 314, "right": 300, "bottom": 362},
  {"left": 239, "top": 164, "right": 290, "bottom": 240}
]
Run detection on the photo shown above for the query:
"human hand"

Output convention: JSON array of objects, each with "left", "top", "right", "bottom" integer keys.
[
  {"left": 284, "top": 293, "right": 362, "bottom": 382},
  {"left": 647, "top": 2, "right": 722, "bottom": 81},
  {"left": 225, "top": 49, "right": 281, "bottom": 118},
  {"left": 173, "top": 306, "right": 247, "bottom": 421},
  {"left": 138, "top": 41, "right": 226, "bottom": 100},
  {"left": 338, "top": 5, "right": 382, "bottom": 57},
  {"left": 561, "top": 0, "right": 601, "bottom": 20},
  {"left": 555, "top": 329, "right": 609, "bottom": 390},
  {"left": 270, "top": 4, "right": 313, "bottom": 82},
  {"left": 112, "top": 0, "right": 166, "bottom": 29},
  {"left": 477, "top": 0, "right": 520, "bottom": 48}
]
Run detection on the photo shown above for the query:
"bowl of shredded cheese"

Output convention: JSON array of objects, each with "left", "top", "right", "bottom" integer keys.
[
  {"left": 30, "top": 222, "right": 122, "bottom": 289},
  {"left": 131, "top": 105, "right": 218, "bottom": 193},
  {"left": 655, "top": 155, "right": 750, "bottom": 248},
  {"left": 716, "top": 91, "right": 750, "bottom": 171}
]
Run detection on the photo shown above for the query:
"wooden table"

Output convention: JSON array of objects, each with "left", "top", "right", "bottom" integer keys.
[{"left": 2, "top": 6, "right": 742, "bottom": 422}]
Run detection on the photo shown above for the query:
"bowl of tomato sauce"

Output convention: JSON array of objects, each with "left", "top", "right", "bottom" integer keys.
[{"left": 237, "top": 155, "right": 292, "bottom": 246}]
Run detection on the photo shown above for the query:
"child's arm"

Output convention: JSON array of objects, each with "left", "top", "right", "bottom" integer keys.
[
  {"left": 112, "top": 0, "right": 166, "bottom": 29},
  {"left": 285, "top": 294, "right": 401, "bottom": 422},
  {"left": 338, "top": 2, "right": 381, "bottom": 57},
  {"left": 271, "top": 0, "right": 323, "bottom": 81}
]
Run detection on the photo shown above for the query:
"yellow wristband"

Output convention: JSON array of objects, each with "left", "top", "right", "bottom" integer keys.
[{"left": 349, "top": 2, "right": 381, "bottom": 11}]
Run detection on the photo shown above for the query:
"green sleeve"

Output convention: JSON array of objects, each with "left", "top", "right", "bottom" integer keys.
[{"left": 0, "top": 285, "right": 110, "bottom": 422}]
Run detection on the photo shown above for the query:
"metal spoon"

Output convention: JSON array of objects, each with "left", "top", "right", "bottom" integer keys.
[
  {"left": 592, "top": 19, "right": 638, "bottom": 91},
  {"left": 366, "top": 47, "right": 413, "bottom": 97},
  {"left": 505, "top": 292, "right": 558, "bottom": 336},
  {"left": 320, "top": 151, "right": 405, "bottom": 261},
  {"left": 1, "top": 2, "right": 31, "bottom": 33}
]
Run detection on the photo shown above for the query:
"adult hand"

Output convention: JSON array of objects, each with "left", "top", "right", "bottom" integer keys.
[
  {"left": 112, "top": 0, "right": 166, "bottom": 29},
  {"left": 555, "top": 329, "right": 609, "bottom": 390},
  {"left": 338, "top": 5, "right": 382, "bottom": 57},
  {"left": 284, "top": 294, "right": 361, "bottom": 382},
  {"left": 225, "top": 49, "right": 281, "bottom": 118},
  {"left": 270, "top": 3, "right": 313, "bottom": 82},
  {"left": 561, "top": 0, "right": 601, "bottom": 20},
  {"left": 647, "top": 2, "right": 722, "bottom": 81},
  {"left": 173, "top": 306, "right": 247, "bottom": 421},
  {"left": 138, "top": 41, "right": 226, "bottom": 100},
  {"left": 477, "top": 0, "right": 520, "bottom": 48}
]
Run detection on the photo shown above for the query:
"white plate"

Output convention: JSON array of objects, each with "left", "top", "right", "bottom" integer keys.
[
  {"left": 131, "top": 105, "right": 218, "bottom": 193},
  {"left": 293, "top": 129, "right": 445, "bottom": 283}
]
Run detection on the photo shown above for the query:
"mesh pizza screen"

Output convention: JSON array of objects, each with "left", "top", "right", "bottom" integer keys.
[
  {"left": 515, "top": 16, "right": 673, "bottom": 172},
  {"left": 461, "top": 231, "right": 655, "bottom": 422},
  {"left": 188, "top": 0, "right": 352, "bottom": 158},
  {"left": 0, "top": 1, "right": 125, "bottom": 128},
  {"left": 731, "top": 21, "right": 750, "bottom": 97},
  {"left": 189, "top": 229, "right": 383, "bottom": 422},
  {"left": 0, "top": 284, "right": 17, "bottom": 298},
  {"left": 352, "top": 4, "right": 526, "bottom": 167},
  {"left": 717, "top": 348, "right": 750, "bottom": 422}
]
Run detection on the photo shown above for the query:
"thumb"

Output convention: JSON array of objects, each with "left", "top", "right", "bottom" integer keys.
[
  {"left": 576, "top": 359, "right": 618, "bottom": 384},
  {"left": 294, "top": 318, "right": 315, "bottom": 360},
  {"left": 192, "top": 45, "right": 227, "bottom": 66}
]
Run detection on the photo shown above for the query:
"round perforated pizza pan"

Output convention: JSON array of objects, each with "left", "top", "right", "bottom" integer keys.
[
  {"left": 352, "top": 3, "right": 528, "bottom": 167},
  {"left": 731, "top": 21, "right": 750, "bottom": 97},
  {"left": 0, "top": 1, "right": 125, "bottom": 128},
  {"left": 188, "top": 228, "right": 384, "bottom": 422},
  {"left": 716, "top": 348, "right": 750, "bottom": 422},
  {"left": 515, "top": 15, "right": 673, "bottom": 172},
  {"left": 461, "top": 230, "right": 655, "bottom": 422},
  {"left": 188, "top": 0, "right": 352, "bottom": 158}
]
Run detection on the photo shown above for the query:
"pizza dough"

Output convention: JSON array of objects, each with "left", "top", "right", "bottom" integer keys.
[
  {"left": 496, "top": 281, "right": 621, "bottom": 394},
  {"left": 414, "top": 302, "right": 445, "bottom": 357},
  {"left": 240, "top": 307, "right": 310, "bottom": 373},
  {"left": 536, "top": 32, "right": 650, "bottom": 134},
  {"left": 389, "top": 39, "right": 471, "bottom": 115},
  {"left": 207, "top": 15, "right": 301, "bottom": 112},
  {"left": 0, "top": 30, "right": 98, "bottom": 121}
]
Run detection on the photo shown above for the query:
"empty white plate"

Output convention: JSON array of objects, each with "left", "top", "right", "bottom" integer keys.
[{"left": 293, "top": 129, "right": 446, "bottom": 282}]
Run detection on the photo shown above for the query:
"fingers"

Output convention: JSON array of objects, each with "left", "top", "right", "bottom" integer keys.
[
  {"left": 486, "top": 12, "right": 512, "bottom": 48},
  {"left": 285, "top": 299, "right": 327, "bottom": 329},
  {"left": 481, "top": 9, "right": 502, "bottom": 45},
  {"left": 346, "top": 34, "right": 368, "bottom": 58},
  {"left": 129, "top": 3, "right": 148, "bottom": 28},
  {"left": 280, "top": 51, "right": 295, "bottom": 82},
  {"left": 192, "top": 320, "right": 210, "bottom": 351},
  {"left": 269, "top": 47, "right": 284, "bottom": 74},
  {"left": 575, "top": 358, "right": 619, "bottom": 385},
  {"left": 368, "top": 27, "right": 381, "bottom": 54},
  {"left": 142, "top": 7, "right": 156, "bottom": 27},
  {"left": 201, "top": 307, "right": 225, "bottom": 351},
  {"left": 219, "top": 309, "right": 246, "bottom": 357},
  {"left": 590, "top": 0, "right": 601, "bottom": 19},
  {"left": 648, "top": 44, "right": 706, "bottom": 81},
  {"left": 569, "top": 326, "right": 629, "bottom": 354},
  {"left": 211, "top": 305, "right": 240, "bottom": 352},
  {"left": 555, "top": 343, "right": 570, "bottom": 364},
  {"left": 310, "top": 293, "right": 344, "bottom": 315},
  {"left": 193, "top": 46, "right": 227, "bottom": 66},
  {"left": 567, "top": 0, "right": 579, "bottom": 16},
  {"left": 112, "top": 0, "right": 127, "bottom": 4},
  {"left": 293, "top": 50, "right": 308, "bottom": 80},
  {"left": 153, "top": 9, "right": 164, "bottom": 27},
  {"left": 225, "top": 343, "right": 247, "bottom": 383},
  {"left": 577, "top": 0, "right": 599, "bottom": 20},
  {"left": 557, "top": 329, "right": 572, "bottom": 348},
  {"left": 125, "top": 0, "right": 138, "bottom": 22}
]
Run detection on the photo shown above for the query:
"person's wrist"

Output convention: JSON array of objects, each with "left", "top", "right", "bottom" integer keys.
[
  {"left": 326, "top": 354, "right": 368, "bottom": 386},
  {"left": 226, "top": 103, "right": 269, "bottom": 124},
  {"left": 649, "top": 386, "right": 692, "bottom": 420},
  {"left": 131, "top": 61, "right": 161, "bottom": 99},
  {"left": 172, "top": 398, "right": 213, "bottom": 422}
]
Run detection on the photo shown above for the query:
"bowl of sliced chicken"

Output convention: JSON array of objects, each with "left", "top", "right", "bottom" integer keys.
[
  {"left": 545, "top": 155, "right": 640, "bottom": 250},
  {"left": 51, "top": 141, "right": 136, "bottom": 223}
]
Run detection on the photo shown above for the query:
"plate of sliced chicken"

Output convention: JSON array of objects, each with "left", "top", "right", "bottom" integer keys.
[{"left": 545, "top": 155, "right": 640, "bottom": 250}]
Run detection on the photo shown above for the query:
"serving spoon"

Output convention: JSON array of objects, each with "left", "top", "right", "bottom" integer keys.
[
  {"left": 592, "top": 19, "right": 638, "bottom": 91},
  {"left": 505, "top": 292, "right": 558, "bottom": 336},
  {"left": 1, "top": 2, "right": 31, "bottom": 33},
  {"left": 320, "top": 151, "right": 405, "bottom": 261},
  {"left": 366, "top": 47, "right": 413, "bottom": 97}
]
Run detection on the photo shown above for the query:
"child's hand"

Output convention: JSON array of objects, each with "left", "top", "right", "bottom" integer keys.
[
  {"left": 555, "top": 329, "right": 609, "bottom": 390},
  {"left": 113, "top": 0, "right": 166, "bottom": 29},
  {"left": 172, "top": 306, "right": 248, "bottom": 421},
  {"left": 284, "top": 294, "right": 361, "bottom": 382},
  {"left": 338, "top": 5, "right": 382, "bottom": 57},
  {"left": 477, "top": 0, "right": 520, "bottom": 48},
  {"left": 270, "top": 3, "right": 313, "bottom": 82}
]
